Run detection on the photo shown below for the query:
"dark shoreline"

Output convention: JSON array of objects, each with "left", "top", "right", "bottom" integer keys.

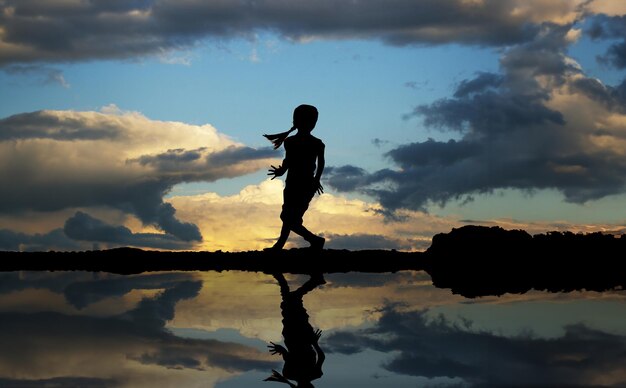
[
  {"left": 2, "top": 225, "right": 625, "bottom": 298},
  {"left": 0, "top": 247, "right": 422, "bottom": 274}
]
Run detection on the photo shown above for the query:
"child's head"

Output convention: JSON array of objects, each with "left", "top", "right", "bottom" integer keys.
[{"left": 293, "top": 104, "right": 318, "bottom": 133}]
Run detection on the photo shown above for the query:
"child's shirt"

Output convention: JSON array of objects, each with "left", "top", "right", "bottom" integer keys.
[{"left": 284, "top": 133, "right": 324, "bottom": 184}]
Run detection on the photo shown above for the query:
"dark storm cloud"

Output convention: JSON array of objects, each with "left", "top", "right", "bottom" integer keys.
[
  {"left": 206, "top": 146, "right": 276, "bottom": 168},
  {"left": 570, "top": 76, "right": 626, "bottom": 113},
  {"left": 64, "top": 211, "right": 196, "bottom": 248},
  {"left": 325, "top": 307, "right": 626, "bottom": 387},
  {"left": 453, "top": 72, "right": 504, "bottom": 98},
  {"left": 133, "top": 351, "right": 202, "bottom": 370},
  {"left": 4, "top": 64, "right": 69, "bottom": 87},
  {"left": 415, "top": 89, "right": 564, "bottom": 132},
  {"left": 0, "top": 227, "right": 84, "bottom": 251},
  {"left": 135, "top": 145, "right": 275, "bottom": 177},
  {"left": 327, "top": 23, "right": 626, "bottom": 211},
  {"left": 0, "top": 0, "right": 574, "bottom": 66},
  {"left": 587, "top": 14, "right": 626, "bottom": 69},
  {"left": 325, "top": 233, "right": 417, "bottom": 251},
  {"left": 0, "top": 377, "right": 116, "bottom": 387},
  {"left": 117, "top": 181, "right": 203, "bottom": 241},
  {"left": 323, "top": 165, "right": 370, "bottom": 192},
  {"left": 0, "top": 110, "right": 121, "bottom": 141},
  {"left": 135, "top": 148, "right": 205, "bottom": 166}
]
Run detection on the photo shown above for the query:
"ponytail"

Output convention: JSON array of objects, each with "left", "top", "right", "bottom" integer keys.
[{"left": 264, "top": 126, "right": 296, "bottom": 150}]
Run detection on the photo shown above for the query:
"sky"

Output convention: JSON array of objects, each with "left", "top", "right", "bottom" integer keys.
[{"left": 3, "top": 0, "right": 626, "bottom": 251}]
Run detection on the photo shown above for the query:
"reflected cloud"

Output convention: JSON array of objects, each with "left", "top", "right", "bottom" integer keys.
[
  {"left": 170, "top": 271, "right": 465, "bottom": 340},
  {"left": 0, "top": 272, "right": 276, "bottom": 388},
  {"left": 326, "top": 306, "right": 626, "bottom": 387}
]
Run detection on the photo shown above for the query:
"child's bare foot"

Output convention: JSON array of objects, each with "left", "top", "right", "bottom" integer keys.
[
  {"left": 309, "top": 236, "right": 325, "bottom": 250},
  {"left": 264, "top": 242, "right": 285, "bottom": 252}
]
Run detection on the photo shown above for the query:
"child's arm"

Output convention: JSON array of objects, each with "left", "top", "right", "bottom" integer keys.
[
  {"left": 268, "top": 142, "right": 290, "bottom": 179},
  {"left": 313, "top": 329, "right": 325, "bottom": 371},
  {"left": 314, "top": 143, "right": 325, "bottom": 194},
  {"left": 268, "top": 162, "right": 287, "bottom": 179},
  {"left": 268, "top": 342, "right": 289, "bottom": 360}
]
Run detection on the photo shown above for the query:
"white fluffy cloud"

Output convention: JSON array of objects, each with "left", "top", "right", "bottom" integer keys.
[
  {"left": 168, "top": 179, "right": 458, "bottom": 251},
  {"left": 167, "top": 179, "right": 619, "bottom": 252},
  {"left": 0, "top": 106, "right": 275, "bottom": 247}
]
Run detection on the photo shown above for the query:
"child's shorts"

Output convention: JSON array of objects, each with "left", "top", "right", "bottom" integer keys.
[{"left": 280, "top": 182, "right": 315, "bottom": 225}]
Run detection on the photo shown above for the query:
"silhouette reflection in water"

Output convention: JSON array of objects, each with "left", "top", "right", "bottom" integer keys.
[{"left": 265, "top": 273, "right": 326, "bottom": 387}]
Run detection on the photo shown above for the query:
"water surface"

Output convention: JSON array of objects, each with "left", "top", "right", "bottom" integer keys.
[{"left": 0, "top": 271, "right": 625, "bottom": 387}]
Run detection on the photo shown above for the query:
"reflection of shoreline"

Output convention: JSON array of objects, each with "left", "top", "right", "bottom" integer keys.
[
  {"left": 266, "top": 273, "right": 325, "bottom": 387},
  {"left": 3, "top": 225, "right": 626, "bottom": 297}
]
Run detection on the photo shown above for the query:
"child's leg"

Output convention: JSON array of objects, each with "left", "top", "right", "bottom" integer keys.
[
  {"left": 273, "top": 272, "right": 290, "bottom": 296},
  {"left": 290, "top": 224, "right": 315, "bottom": 241},
  {"left": 293, "top": 274, "right": 326, "bottom": 298},
  {"left": 291, "top": 224, "right": 325, "bottom": 249},
  {"left": 272, "top": 223, "right": 290, "bottom": 249}
]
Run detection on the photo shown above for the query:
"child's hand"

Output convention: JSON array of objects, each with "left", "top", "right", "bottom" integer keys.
[
  {"left": 314, "top": 329, "right": 322, "bottom": 341},
  {"left": 314, "top": 179, "right": 324, "bottom": 195},
  {"left": 268, "top": 165, "right": 286, "bottom": 179},
  {"left": 268, "top": 342, "right": 287, "bottom": 355}
]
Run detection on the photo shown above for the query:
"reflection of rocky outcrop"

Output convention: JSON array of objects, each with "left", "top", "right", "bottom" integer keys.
[
  {"left": 2, "top": 225, "right": 626, "bottom": 297},
  {"left": 425, "top": 225, "right": 626, "bottom": 297}
]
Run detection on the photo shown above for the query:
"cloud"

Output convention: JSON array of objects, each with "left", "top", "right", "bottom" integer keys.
[
  {"left": 167, "top": 179, "right": 624, "bottom": 252},
  {"left": 327, "top": 23, "right": 626, "bottom": 211},
  {"left": 324, "top": 233, "right": 422, "bottom": 251},
  {"left": 587, "top": 14, "right": 626, "bottom": 69},
  {"left": 63, "top": 211, "right": 195, "bottom": 249},
  {"left": 3, "top": 64, "right": 69, "bottom": 87},
  {"left": 587, "top": 0, "right": 626, "bottom": 16},
  {"left": 570, "top": 76, "right": 626, "bottom": 113},
  {"left": 125, "top": 279, "right": 203, "bottom": 329},
  {"left": 0, "top": 107, "right": 275, "bottom": 244},
  {"left": 0, "top": 271, "right": 96, "bottom": 296},
  {"left": 0, "top": 109, "right": 122, "bottom": 141},
  {"left": 63, "top": 272, "right": 199, "bottom": 310},
  {"left": 0, "top": 211, "right": 198, "bottom": 251},
  {"left": 325, "top": 307, "right": 626, "bottom": 387},
  {"left": 167, "top": 179, "right": 463, "bottom": 251},
  {"left": 0, "top": 377, "right": 115, "bottom": 387},
  {"left": 0, "top": 227, "right": 84, "bottom": 251},
  {"left": 0, "top": 0, "right": 590, "bottom": 66}
]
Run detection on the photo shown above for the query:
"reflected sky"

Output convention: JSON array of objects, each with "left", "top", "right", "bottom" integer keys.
[{"left": 0, "top": 271, "right": 625, "bottom": 387}]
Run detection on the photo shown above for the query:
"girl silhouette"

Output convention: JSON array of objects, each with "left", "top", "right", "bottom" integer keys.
[{"left": 264, "top": 104, "right": 325, "bottom": 250}]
